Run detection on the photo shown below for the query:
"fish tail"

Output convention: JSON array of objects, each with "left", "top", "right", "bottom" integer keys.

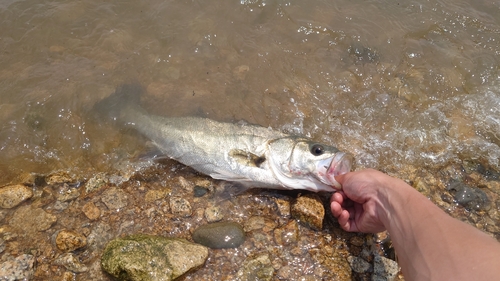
[{"left": 93, "top": 83, "right": 145, "bottom": 124}]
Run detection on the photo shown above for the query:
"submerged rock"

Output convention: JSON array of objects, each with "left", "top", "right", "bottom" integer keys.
[
  {"left": 236, "top": 253, "right": 274, "bottom": 281},
  {"left": 0, "top": 254, "right": 35, "bottom": 281},
  {"left": 101, "top": 234, "right": 208, "bottom": 281},
  {"left": 0, "top": 184, "right": 33, "bottom": 208},
  {"left": 101, "top": 187, "right": 128, "bottom": 210},
  {"left": 192, "top": 221, "right": 245, "bottom": 249},
  {"left": 54, "top": 253, "right": 88, "bottom": 273},
  {"left": 56, "top": 229, "right": 87, "bottom": 252},
  {"left": 447, "top": 181, "right": 490, "bottom": 211},
  {"left": 9, "top": 205, "right": 57, "bottom": 232},
  {"left": 291, "top": 193, "right": 325, "bottom": 230}
]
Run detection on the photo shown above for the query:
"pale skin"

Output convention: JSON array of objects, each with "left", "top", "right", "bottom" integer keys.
[{"left": 330, "top": 169, "right": 500, "bottom": 281}]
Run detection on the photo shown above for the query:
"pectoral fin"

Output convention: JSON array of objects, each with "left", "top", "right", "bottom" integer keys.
[{"left": 229, "top": 149, "right": 266, "bottom": 168}]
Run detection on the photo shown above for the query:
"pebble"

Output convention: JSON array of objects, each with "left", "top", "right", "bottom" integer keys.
[
  {"left": 193, "top": 185, "right": 209, "bottom": 197},
  {"left": 236, "top": 253, "right": 274, "bottom": 281},
  {"left": 54, "top": 253, "right": 88, "bottom": 273},
  {"left": 0, "top": 184, "right": 33, "bottom": 208},
  {"left": 372, "top": 255, "right": 400, "bottom": 281},
  {"left": 291, "top": 193, "right": 325, "bottom": 230},
  {"left": 9, "top": 205, "right": 57, "bottom": 232},
  {"left": 101, "top": 234, "right": 208, "bottom": 281},
  {"left": 192, "top": 221, "right": 245, "bottom": 249},
  {"left": 273, "top": 197, "right": 291, "bottom": 217},
  {"left": 169, "top": 197, "right": 192, "bottom": 217},
  {"left": 347, "top": 256, "right": 371, "bottom": 273},
  {"left": 101, "top": 187, "right": 128, "bottom": 210},
  {"left": 56, "top": 230, "right": 87, "bottom": 252},
  {"left": 144, "top": 188, "right": 170, "bottom": 202},
  {"left": 55, "top": 183, "right": 80, "bottom": 202},
  {"left": 45, "top": 171, "right": 75, "bottom": 185},
  {"left": 204, "top": 205, "right": 223, "bottom": 222},
  {"left": 82, "top": 202, "right": 101, "bottom": 220},
  {"left": 273, "top": 220, "right": 299, "bottom": 246},
  {"left": 84, "top": 173, "right": 109, "bottom": 194},
  {"left": 244, "top": 216, "right": 267, "bottom": 232},
  {"left": 0, "top": 254, "right": 35, "bottom": 280}
]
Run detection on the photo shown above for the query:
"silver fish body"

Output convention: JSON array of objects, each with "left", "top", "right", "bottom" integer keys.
[{"left": 97, "top": 84, "right": 352, "bottom": 192}]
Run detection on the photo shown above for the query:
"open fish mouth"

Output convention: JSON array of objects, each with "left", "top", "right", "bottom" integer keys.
[{"left": 325, "top": 152, "right": 353, "bottom": 189}]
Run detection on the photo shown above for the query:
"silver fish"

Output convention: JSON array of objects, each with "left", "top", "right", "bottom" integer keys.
[{"left": 96, "top": 84, "right": 352, "bottom": 192}]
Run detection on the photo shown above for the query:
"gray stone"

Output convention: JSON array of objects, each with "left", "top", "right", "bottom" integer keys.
[
  {"left": 169, "top": 196, "right": 192, "bottom": 217},
  {"left": 372, "top": 255, "right": 399, "bottom": 281},
  {"left": 291, "top": 193, "right": 325, "bottom": 230},
  {"left": 0, "top": 254, "right": 35, "bottom": 281},
  {"left": 9, "top": 205, "right": 57, "bottom": 232},
  {"left": 101, "top": 234, "right": 208, "bottom": 281},
  {"left": 447, "top": 181, "right": 490, "bottom": 211},
  {"left": 192, "top": 221, "right": 245, "bottom": 249},
  {"left": 101, "top": 187, "right": 128, "bottom": 210},
  {"left": 54, "top": 253, "right": 88, "bottom": 273},
  {"left": 236, "top": 253, "right": 274, "bottom": 281},
  {"left": 347, "top": 256, "right": 371, "bottom": 273},
  {"left": 0, "top": 184, "right": 33, "bottom": 209}
]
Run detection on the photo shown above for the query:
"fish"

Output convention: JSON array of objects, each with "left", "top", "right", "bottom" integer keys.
[{"left": 94, "top": 83, "right": 352, "bottom": 192}]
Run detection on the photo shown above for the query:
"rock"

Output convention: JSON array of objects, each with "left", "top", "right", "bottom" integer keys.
[
  {"left": 372, "top": 255, "right": 399, "bottom": 281},
  {"left": 84, "top": 173, "right": 109, "bottom": 194},
  {"left": 101, "top": 187, "right": 128, "bottom": 210},
  {"left": 273, "top": 220, "right": 299, "bottom": 246},
  {"left": 273, "top": 197, "right": 291, "bottom": 217},
  {"left": 144, "top": 188, "right": 170, "bottom": 202},
  {"left": 54, "top": 253, "right": 88, "bottom": 273},
  {"left": 349, "top": 236, "right": 365, "bottom": 247},
  {"left": 55, "top": 183, "right": 80, "bottom": 202},
  {"left": 46, "top": 171, "right": 75, "bottom": 185},
  {"left": 101, "top": 234, "right": 208, "bottom": 281},
  {"left": 204, "top": 205, "right": 223, "bottom": 222},
  {"left": 169, "top": 197, "right": 192, "bottom": 217},
  {"left": 236, "top": 253, "right": 274, "bottom": 281},
  {"left": 447, "top": 181, "right": 490, "bottom": 211},
  {"left": 82, "top": 202, "right": 100, "bottom": 220},
  {"left": 193, "top": 185, "right": 209, "bottom": 197},
  {"left": 0, "top": 184, "right": 33, "bottom": 208},
  {"left": 347, "top": 256, "right": 371, "bottom": 273},
  {"left": 192, "top": 221, "right": 245, "bottom": 249},
  {"left": 0, "top": 254, "right": 35, "bottom": 280},
  {"left": 56, "top": 230, "right": 87, "bottom": 252},
  {"left": 244, "top": 216, "right": 266, "bottom": 232},
  {"left": 9, "top": 205, "right": 57, "bottom": 232},
  {"left": 291, "top": 193, "right": 325, "bottom": 230}
]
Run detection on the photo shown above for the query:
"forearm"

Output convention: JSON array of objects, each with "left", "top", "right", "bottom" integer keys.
[{"left": 378, "top": 177, "right": 500, "bottom": 281}]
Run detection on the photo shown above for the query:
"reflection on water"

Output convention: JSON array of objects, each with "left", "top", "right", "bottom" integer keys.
[{"left": 0, "top": 0, "right": 499, "bottom": 278}]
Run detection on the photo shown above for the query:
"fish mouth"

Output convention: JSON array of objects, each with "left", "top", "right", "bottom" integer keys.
[{"left": 325, "top": 152, "right": 353, "bottom": 189}]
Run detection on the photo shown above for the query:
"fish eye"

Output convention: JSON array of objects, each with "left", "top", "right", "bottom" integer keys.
[{"left": 310, "top": 144, "right": 325, "bottom": 156}]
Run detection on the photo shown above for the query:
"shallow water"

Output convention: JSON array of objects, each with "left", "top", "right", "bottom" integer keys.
[{"left": 0, "top": 0, "right": 500, "bottom": 279}]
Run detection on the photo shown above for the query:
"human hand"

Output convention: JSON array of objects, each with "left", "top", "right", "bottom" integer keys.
[{"left": 330, "top": 169, "right": 390, "bottom": 233}]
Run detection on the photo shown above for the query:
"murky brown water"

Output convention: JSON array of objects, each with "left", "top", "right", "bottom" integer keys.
[{"left": 1, "top": 0, "right": 500, "bottom": 279}]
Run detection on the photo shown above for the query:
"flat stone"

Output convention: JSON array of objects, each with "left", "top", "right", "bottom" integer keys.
[
  {"left": 101, "top": 234, "right": 208, "bottom": 281},
  {"left": 236, "top": 253, "right": 274, "bottom": 281},
  {"left": 82, "top": 202, "right": 100, "bottom": 220},
  {"left": 56, "top": 230, "right": 87, "bottom": 252},
  {"left": 9, "top": 205, "right": 57, "bottom": 232},
  {"left": 291, "top": 193, "right": 325, "bottom": 230},
  {"left": 0, "top": 184, "right": 33, "bottom": 208},
  {"left": 192, "top": 221, "right": 245, "bottom": 249},
  {"left": 169, "top": 197, "right": 192, "bottom": 217},
  {"left": 101, "top": 187, "right": 128, "bottom": 210}
]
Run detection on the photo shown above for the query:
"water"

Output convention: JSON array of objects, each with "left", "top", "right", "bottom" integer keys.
[{"left": 0, "top": 0, "right": 499, "bottom": 278}]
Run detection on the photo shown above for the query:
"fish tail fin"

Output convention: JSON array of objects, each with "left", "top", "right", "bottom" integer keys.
[{"left": 93, "top": 83, "right": 145, "bottom": 124}]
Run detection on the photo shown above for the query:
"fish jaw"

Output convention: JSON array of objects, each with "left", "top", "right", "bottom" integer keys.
[{"left": 316, "top": 152, "right": 353, "bottom": 190}]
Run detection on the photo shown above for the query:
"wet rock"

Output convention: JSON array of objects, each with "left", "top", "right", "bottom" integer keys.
[
  {"left": 101, "top": 234, "right": 208, "bottom": 281},
  {"left": 54, "top": 253, "right": 88, "bottom": 273},
  {"left": 101, "top": 187, "right": 128, "bottom": 210},
  {"left": 192, "top": 221, "right": 245, "bottom": 249},
  {"left": 0, "top": 254, "right": 35, "bottom": 280},
  {"left": 291, "top": 193, "right": 324, "bottom": 230},
  {"left": 244, "top": 216, "right": 267, "bottom": 232},
  {"left": 236, "top": 253, "right": 274, "bottom": 281},
  {"left": 349, "top": 236, "right": 365, "bottom": 247},
  {"left": 273, "top": 197, "right": 291, "bottom": 217},
  {"left": 273, "top": 220, "right": 299, "bottom": 246},
  {"left": 55, "top": 183, "right": 80, "bottom": 202},
  {"left": 169, "top": 197, "right": 192, "bottom": 217},
  {"left": 56, "top": 230, "right": 87, "bottom": 252},
  {"left": 0, "top": 184, "right": 33, "bottom": 208},
  {"left": 347, "top": 256, "right": 371, "bottom": 273},
  {"left": 193, "top": 185, "right": 209, "bottom": 197},
  {"left": 9, "top": 205, "right": 57, "bottom": 232},
  {"left": 82, "top": 202, "right": 100, "bottom": 220},
  {"left": 372, "top": 255, "right": 399, "bottom": 281},
  {"left": 144, "top": 188, "right": 170, "bottom": 202},
  {"left": 60, "top": 271, "right": 75, "bottom": 281},
  {"left": 45, "top": 171, "right": 75, "bottom": 185},
  {"left": 84, "top": 173, "right": 109, "bottom": 194},
  {"left": 204, "top": 205, "right": 223, "bottom": 222},
  {"left": 447, "top": 181, "right": 491, "bottom": 211}
]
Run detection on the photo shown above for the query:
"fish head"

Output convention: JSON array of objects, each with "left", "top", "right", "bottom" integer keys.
[{"left": 268, "top": 138, "right": 352, "bottom": 191}]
